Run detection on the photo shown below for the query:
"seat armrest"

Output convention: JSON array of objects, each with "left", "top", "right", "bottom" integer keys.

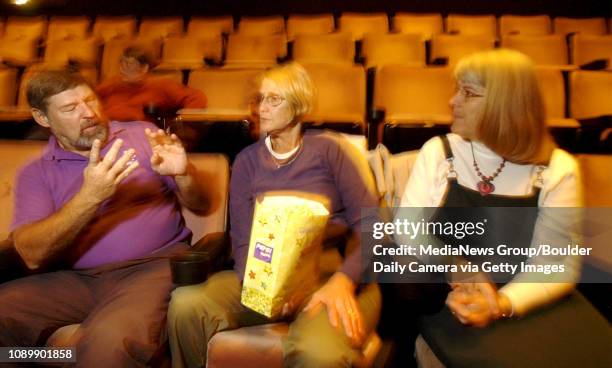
[
  {"left": 170, "top": 232, "right": 233, "bottom": 285},
  {"left": 193, "top": 231, "right": 233, "bottom": 271}
]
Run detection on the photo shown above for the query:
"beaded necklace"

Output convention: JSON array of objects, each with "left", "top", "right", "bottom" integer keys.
[{"left": 471, "top": 142, "right": 506, "bottom": 195}]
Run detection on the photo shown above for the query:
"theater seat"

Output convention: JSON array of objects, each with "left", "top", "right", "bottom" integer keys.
[
  {"left": 501, "top": 34, "right": 570, "bottom": 68},
  {"left": 445, "top": 14, "right": 497, "bottom": 37},
  {"left": 570, "top": 70, "right": 612, "bottom": 119},
  {"left": 338, "top": 12, "right": 389, "bottom": 41},
  {"left": 0, "top": 141, "right": 47, "bottom": 240},
  {"left": 0, "top": 67, "right": 18, "bottom": 107},
  {"left": 92, "top": 16, "right": 137, "bottom": 42},
  {"left": 499, "top": 14, "right": 552, "bottom": 36},
  {"left": 182, "top": 68, "right": 259, "bottom": 158},
  {"left": 224, "top": 34, "right": 286, "bottom": 69},
  {"left": 286, "top": 14, "right": 334, "bottom": 41},
  {"left": 206, "top": 310, "right": 384, "bottom": 368},
  {"left": 292, "top": 33, "right": 355, "bottom": 65},
  {"left": 553, "top": 17, "right": 607, "bottom": 36},
  {"left": 139, "top": 17, "right": 184, "bottom": 40},
  {"left": 571, "top": 35, "right": 612, "bottom": 69},
  {"left": 46, "top": 16, "right": 90, "bottom": 41},
  {"left": 207, "top": 323, "right": 288, "bottom": 368},
  {"left": 4, "top": 16, "right": 47, "bottom": 41},
  {"left": 301, "top": 63, "right": 367, "bottom": 134},
  {"left": 374, "top": 65, "right": 454, "bottom": 152},
  {"left": 236, "top": 16, "right": 285, "bottom": 36},
  {"left": 362, "top": 33, "right": 425, "bottom": 69},
  {"left": 430, "top": 34, "right": 495, "bottom": 66},
  {"left": 42, "top": 37, "right": 101, "bottom": 67},
  {"left": 578, "top": 154, "right": 612, "bottom": 206},
  {"left": 393, "top": 13, "right": 443, "bottom": 41},
  {"left": 156, "top": 35, "right": 223, "bottom": 69},
  {"left": 0, "top": 37, "right": 40, "bottom": 66},
  {"left": 187, "top": 16, "right": 234, "bottom": 37}
]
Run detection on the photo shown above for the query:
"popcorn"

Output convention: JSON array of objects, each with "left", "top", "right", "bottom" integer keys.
[{"left": 241, "top": 192, "right": 330, "bottom": 318}]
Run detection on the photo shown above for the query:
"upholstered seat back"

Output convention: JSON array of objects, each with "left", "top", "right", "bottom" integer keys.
[
  {"left": 0, "top": 140, "right": 46, "bottom": 240},
  {"left": 182, "top": 153, "right": 229, "bottom": 243}
]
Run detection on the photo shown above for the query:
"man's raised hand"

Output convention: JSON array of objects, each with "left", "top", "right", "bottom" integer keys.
[
  {"left": 82, "top": 138, "right": 139, "bottom": 204},
  {"left": 145, "top": 128, "right": 187, "bottom": 176}
]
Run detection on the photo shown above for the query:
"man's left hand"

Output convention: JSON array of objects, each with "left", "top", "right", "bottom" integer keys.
[{"left": 145, "top": 128, "right": 187, "bottom": 176}]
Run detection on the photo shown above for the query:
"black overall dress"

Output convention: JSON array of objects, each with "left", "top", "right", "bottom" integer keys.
[
  {"left": 417, "top": 135, "right": 609, "bottom": 368},
  {"left": 434, "top": 135, "right": 540, "bottom": 284}
]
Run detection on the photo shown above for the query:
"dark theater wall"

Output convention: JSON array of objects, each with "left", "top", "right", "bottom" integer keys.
[{"left": 0, "top": 0, "right": 610, "bottom": 17}]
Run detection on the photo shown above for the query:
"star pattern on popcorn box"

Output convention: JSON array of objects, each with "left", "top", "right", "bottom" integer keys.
[
  {"left": 249, "top": 270, "right": 256, "bottom": 280},
  {"left": 263, "top": 265, "right": 273, "bottom": 276},
  {"left": 268, "top": 233, "right": 275, "bottom": 241},
  {"left": 260, "top": 281, "right": 267, "bottom": 290}
]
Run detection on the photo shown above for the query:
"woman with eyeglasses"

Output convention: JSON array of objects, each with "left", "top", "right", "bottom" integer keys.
[
  {"left": 391, "top": 49, "right": 598, "bottom": 366},
  {"left": 168, "top": 62, "right": 382, "bottom": 367}
]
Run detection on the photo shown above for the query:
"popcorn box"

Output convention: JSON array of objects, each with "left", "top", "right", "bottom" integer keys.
[{"left": 241, "top": 191, "right": 330, "bottom": 318}]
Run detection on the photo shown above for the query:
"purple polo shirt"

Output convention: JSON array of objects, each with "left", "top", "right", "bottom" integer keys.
[{"left": 10, "top": 121, "right": 191, "bottom": 269}]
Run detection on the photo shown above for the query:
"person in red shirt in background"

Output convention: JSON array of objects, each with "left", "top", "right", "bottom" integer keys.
[{"left": 96, "top": 46, "right": 207, "bottom": 122}]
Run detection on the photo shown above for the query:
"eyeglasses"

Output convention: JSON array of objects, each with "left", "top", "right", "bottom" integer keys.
[
  {"left": 120, "top": 57, "right": 142, "bottom": 69},
  {"left": 455, "top": 83, "right": 485, "bottom": 99},
  {"left": 459, "top": 89, "right": 484, "bottom": 99},
  {"left": 255, "top": 93, "right": 285, "bottom": 107}
]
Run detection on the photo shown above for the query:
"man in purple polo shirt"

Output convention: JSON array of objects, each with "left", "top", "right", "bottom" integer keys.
[{"left": 0, "top": 71, "right": 207, "bottom": 367}]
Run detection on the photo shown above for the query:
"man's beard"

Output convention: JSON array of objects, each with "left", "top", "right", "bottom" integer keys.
[{"left": 74, "top": 119, "right": 109, "bottom": 150}]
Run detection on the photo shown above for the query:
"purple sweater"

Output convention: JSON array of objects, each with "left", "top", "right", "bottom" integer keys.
[
  {"left": 229, "top": 130, "right": 378, "bottom": 283},
  {"left": 11, "top": 121, "right": 190, "bottom": 268}
]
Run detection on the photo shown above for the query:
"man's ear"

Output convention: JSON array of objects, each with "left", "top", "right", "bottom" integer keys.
[{"left": 31, "top": 108, "right": 50, "bottom": 128}]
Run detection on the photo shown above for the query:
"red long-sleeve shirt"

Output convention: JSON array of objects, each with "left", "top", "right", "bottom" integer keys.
[{"left": 96, "top": 76, "right": 207, "bottom": 122}]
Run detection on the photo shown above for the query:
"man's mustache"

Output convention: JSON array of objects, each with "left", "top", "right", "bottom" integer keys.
[{"left": 80, "top": 119, "right": 103, "bottom": 132}]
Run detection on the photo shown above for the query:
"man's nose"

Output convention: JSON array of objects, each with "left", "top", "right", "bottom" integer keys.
[{"left": 79, "top": 101, "right": 96, "bottom": 117}]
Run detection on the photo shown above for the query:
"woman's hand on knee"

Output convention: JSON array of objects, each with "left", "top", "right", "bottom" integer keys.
[{"left": 303, "top": 272, "right": 365, "bottom": 348}]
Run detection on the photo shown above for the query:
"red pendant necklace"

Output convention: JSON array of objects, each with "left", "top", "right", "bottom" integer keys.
[{"left": 471, "top": 143, "right": 506, "bottom": 196}]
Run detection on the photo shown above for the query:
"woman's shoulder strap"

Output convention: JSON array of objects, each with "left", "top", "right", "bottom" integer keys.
[{"left": 438, "top": 134, "right": 454, "bottom": 160}]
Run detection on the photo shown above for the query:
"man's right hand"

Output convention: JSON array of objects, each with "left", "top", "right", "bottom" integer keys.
[{"left": 81, "top": 138, "right": 140, "bottom": 204}]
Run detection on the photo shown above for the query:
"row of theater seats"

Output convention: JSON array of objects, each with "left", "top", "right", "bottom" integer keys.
[
  {"left": 0, "top": 14, "right": 610, "bottom": 41},
  {"left": 0, "top": 29, "right": 609, "bottom": 95},
  {"left": 1, "top": 64, "right": 609, "bottom": 154},
  {"left": 151, "top": 31, "right": 611, "bottom": 70},
  {"left": 0, "top": 15, "right": 610, "bottom": 72},
  {"left": 0, "top": 31, "right": 610, "bottom": 81}
]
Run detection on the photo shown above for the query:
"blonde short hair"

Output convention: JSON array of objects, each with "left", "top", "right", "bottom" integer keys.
[
  {"left": 454, "top": 49, "right": 555, "bottom": 164},
  {"left": 257, "top": 62, "right": 314, "bottom": 123}
]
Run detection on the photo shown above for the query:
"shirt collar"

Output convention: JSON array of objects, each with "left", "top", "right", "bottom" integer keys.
[{"left": 42, "top": 121, "right": 126, "bottom": 161}]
